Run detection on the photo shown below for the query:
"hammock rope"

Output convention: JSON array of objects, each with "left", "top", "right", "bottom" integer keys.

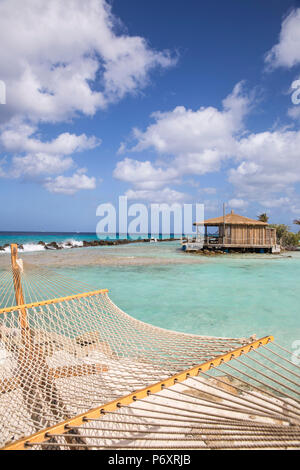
[{"left": 0, "top": 244, "right": 299, "bottom": 450}]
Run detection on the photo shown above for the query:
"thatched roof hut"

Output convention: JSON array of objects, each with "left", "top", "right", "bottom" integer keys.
[{"left": 190, "top": 210, "right": 279, "bottom": 253}]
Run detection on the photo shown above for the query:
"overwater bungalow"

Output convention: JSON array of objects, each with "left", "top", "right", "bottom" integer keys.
[{"left": 183, "top": 210, "right": 280, "bottom": 253}]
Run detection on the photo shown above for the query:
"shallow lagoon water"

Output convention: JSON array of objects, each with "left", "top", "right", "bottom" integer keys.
[
  {"left": 0, "top": 240, "right": 299, "bottom": 350},
  {"left": 53, "top": 243, "right": 300, "bottom": 349}
]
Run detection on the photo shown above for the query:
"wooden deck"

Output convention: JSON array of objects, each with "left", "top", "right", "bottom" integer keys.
[
  {"left": 204, "top": 243, "right": 274, "bottom": 249},
  {"left": 182, "top": 239, "right": 281, "bottom": 253}
]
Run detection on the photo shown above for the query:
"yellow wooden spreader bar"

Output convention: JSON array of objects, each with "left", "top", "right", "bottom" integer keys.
[
  {"left": 0, "top": 289, "right": 109, "bottom": 315},
  {"left": 2, "top": 334, "right": 273, "bottom": 450},
  {"left": 10, "top": 243, "right": 30, "bottom": 345}
]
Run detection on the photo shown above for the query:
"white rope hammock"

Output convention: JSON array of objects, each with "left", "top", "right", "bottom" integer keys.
[{"left": 0, "top": 245, "right": 299, "bottom": 450}]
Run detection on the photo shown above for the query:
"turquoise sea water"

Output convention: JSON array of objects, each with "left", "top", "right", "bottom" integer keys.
[
  {"left": 56, "top": 242, "right": 300, "bottom": 350},
  {"left": 0, "top": 234, "right": 299, "bottom": 350},
  {"left": 0, "top": 231, "right": 98, "bottom": 245},
  {"left": 0, "top": 232, "right": 106, "bottom": 251}
]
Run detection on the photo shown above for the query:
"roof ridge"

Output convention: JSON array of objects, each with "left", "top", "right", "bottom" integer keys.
[{"left": 194, "top": 212, "right": 268, "bottom": 226}]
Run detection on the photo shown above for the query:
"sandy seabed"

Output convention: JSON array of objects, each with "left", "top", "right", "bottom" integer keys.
[{"left": 0, "top": 246, "right": 208, "bottom": 268}]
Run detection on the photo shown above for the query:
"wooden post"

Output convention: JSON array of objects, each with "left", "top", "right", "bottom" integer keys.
[
  {"left": 10, "top": 244, "right": 30, "bottom": 343},
  {"left": 9, "top": 245, "right": 88, "bottom": 449}
]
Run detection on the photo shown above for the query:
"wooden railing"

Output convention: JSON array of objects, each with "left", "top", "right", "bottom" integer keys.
[{"left": 204, "top": 236, "right": 276, "bottom": 246}]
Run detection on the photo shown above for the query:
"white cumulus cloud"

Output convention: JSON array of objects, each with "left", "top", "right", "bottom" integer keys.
[
  {"left": 113, "top": 158, "right": 180, "bottom": 190},
  {"left": 228, "top": 130, "right": 300, "bottom": 210},
  {"left": 44, "top": 169, "right": 96, "bottom": 195},
  {"left": 128, "top": 82, "right": 249, "bottom": 176},
  {"left": 115, "top": 82, "right": 300, "bottom": 212},
  {"left": 0, "top": 121, "right": 100, "bottom": 179},
  {"left": 0, "top": 122, "right": 100, "bottom": 155},
  {"left": 265, "top": 9, "right": 300, "bottom": 68},
  {"left": 228, "top": 198, "right": 248, "bottom": 210},
  {"left": 114, "top": 83, "right": 251, "bottom": 201},
  {"left": 0, "top": 0, "right": 175, "bottom": 124},
  {"left": 0, "top": 0, "right": 175, "bottom": 194},
  {"left": 125, "top": 187, "right": 187, "bottom": 204}
]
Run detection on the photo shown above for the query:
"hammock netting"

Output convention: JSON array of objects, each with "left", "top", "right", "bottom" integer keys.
[{"left": 0, "top": 248, "right": 299, "bottom": 450}]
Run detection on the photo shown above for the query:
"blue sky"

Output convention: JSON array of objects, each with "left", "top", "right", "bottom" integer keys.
[{"left": 0, "top": 0, "right": 300, "bottom": 232}]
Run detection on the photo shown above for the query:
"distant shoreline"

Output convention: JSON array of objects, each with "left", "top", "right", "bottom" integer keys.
[{"left": 0, "top": 237, "right": 179, "bottom": 253}]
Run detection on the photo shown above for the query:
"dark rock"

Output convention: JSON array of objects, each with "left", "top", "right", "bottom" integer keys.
[
  {"left": 25, "top": 237, "right": 180, "bottom": 251},
  {"left": 83, "top": 240, "right": 105, "bottom": 247}
]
